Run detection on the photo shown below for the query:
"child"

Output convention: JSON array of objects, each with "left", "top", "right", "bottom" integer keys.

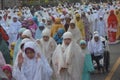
[
  {"left": 80, "top": 40, "right": 94, "bottom": 80},
  {"left": 13, "top": 41, "right": 53, "bottom": 80},
  {"left": 10, "top": 42, "right": 16, "bottom": 65},
  {"left": 2, "top": 64, "right": 15, "bottom": 80}
]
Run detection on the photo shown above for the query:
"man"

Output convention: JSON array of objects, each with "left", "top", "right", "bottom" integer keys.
[{"left": 52, "top": 32, "right": 84, "bottom": 80}]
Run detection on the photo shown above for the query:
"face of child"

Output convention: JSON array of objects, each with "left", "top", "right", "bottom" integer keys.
[
  {"left": 80, "top": 44, "right": 86, "bottom": 49},
  {"left": 11, "top": 45, "right": 14, "bottom": 50},
  {"left": 43, "top": 36, "right": 49, "bottom": 42},
  {"left": 64, "top": 38, "right": 71, "bottom": 46},
  {"left": 3, "top": 70, "right": 12, "bottom": 79},
  {"left": 25, "top": 48, "right": 35, "bottom": 59},
  {"left": 70, "top": 23, "right": 75, "bottom": 29},
  {"left": 28, "top": 20, "right": 34, "bottom": 26}
]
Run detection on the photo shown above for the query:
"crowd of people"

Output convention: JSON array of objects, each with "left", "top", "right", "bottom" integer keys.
[{"left": 0, "top": 1, "right": 120, "bottom": 80}]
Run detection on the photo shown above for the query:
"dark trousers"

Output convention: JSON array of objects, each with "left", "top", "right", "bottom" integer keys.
[{"left": 91, "top": 54, "right": 103, "bottom": 71}]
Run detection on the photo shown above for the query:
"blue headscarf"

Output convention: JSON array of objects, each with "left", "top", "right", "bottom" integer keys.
[
  {"left": 35, "top": 23, "right": 44, "bottom": 39},
  {"left": 53, "top": 28, "right": 65, "bottom": 44},
  {"left": 32, "top": 16, "right": 39, "bottom": 26}
]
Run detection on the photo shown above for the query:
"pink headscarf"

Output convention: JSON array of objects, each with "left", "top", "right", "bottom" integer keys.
[
  {"left": 28, "top": 18, "right": 38, "bottom": 37},
  {"left": 2, "top": 64, "right": 12, "bottom": 73}
]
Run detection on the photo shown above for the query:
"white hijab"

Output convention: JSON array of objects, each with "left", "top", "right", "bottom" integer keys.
[
  {"left": 52, "top": 32, "right": 84, "bottom": 80},
  {"left": 68, "top": 20, "right": 81, "bottom": 43},
  {"left": 13, "top": 41, "right": 53, "bottom": 80}
]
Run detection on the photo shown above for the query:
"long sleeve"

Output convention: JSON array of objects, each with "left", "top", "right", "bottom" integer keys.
[
  {"left": 85, "top": 54, "right": 94, "bottom": 72},
  {"left": 12, "top": 65, "right": 27, "bottom": 80}
]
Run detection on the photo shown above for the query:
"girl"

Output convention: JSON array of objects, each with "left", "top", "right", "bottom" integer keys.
[
  {"left": 2, "top": 65, "right": 15, "bottom": 80},
  {"left": 80, "top": 40, "right": 94, "bottom": 80},
  {"left": 13, "top": 41, "right": 53, "bottom": 80}
]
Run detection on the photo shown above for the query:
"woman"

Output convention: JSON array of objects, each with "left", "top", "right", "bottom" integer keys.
[
  {"left": 88, "top": 33, "right": 104, "bottom": 72},
  {"left": 116, "top": 10, "right": 120, "bottom": 41},
  {"left": 81, "top": 13, "right": 91, "bottom": 42},
  {"left": 13, "top": 28, "right": 26, "bottom": 63},
  {"left": 68, "top": 19, "right": 81, "bottom": 43},
  {"left": 22, "top": 29, "right": 35, "bottom": 41},
  {"left": 107, "top": 10, "right": 118, "bottom": 44},
  {"left": 37, "top": 28, "right": 57, "bottom": 65},
  {"left": 80, "top": 40, "right": 94, "bottom": 80},
  {"left": 53, "top": 28, "right": 65, "bottom": 44},
  {"left": 50, "top": 18, "right": 64, "bottom": 37},
  {"left": 0, "top": 33, "right": 10, "bottom": 64},
  {"left": 13, "top": 41, "right": 53, "bottom": 80},
  {"left": 35, "top": 23, "right": 45, "bottom": 39},
  {"left": 28, "top": 19, "right": 38, "bottom": 37},
  {"left": 75, "top": 13, "right": 85, "bottom": 40},
  {"left": 52, "top": 32, "right": 84, "bottom": 80}
]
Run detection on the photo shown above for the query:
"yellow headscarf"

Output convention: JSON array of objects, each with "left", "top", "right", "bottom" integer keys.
[{"left": 75, "top": 13, "right": 85, "bottom": 39}]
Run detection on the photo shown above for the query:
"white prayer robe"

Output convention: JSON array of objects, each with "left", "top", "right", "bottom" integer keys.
[
  {"left": 96, "top": 20, "right": 107, "bottom": 37},
  {"left": 68, "top": 26, "right": 81, "bottom": 43},
  {"left": 13, "top": 41, "right": 53, "bottom": 80},
  {"left": 52, "top": 41, "right": 84, "bottom": 80},
  {"left": 9, "top": 21, "right": 21, "bottom": 43},
  {"left": 38, "top": 38, "right": 57, "bottom": 65}
]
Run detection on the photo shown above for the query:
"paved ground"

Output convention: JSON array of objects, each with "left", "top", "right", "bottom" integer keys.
[{"left": 91, "top": 42, "right": 120, "bottom": 80}]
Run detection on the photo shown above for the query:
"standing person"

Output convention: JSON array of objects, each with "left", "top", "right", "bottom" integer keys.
[
  {"left": 13, "top": 28, "right": 26, "bottom": 63},
  {"left": 35, "top": 23, "right": 45, "bottom": 39},
  {"left": 52, "top": 32, "right": 84, "bottom": 80},
  {"left": 13, "top": 41, "right": 53, "bottom": 80},
  {"left": 68, "top": 19, "right": 81, "bottom": 43},
  {"left": 96, "top": 16, "right": 107, "bottom": 38},
  {"left": 0, "top": 33, "right": 10, "bottom": 64},
  {"left": 81, "top": 13, "right": 91, "bottom": 42},
  {"left": 9, "top": 15, "right": 22, "bottom": 44},
  {"left": 107, "top": 10, "right": 118, "bottom": 44},
  {"left": 50, "top": 18, "right": 64, "bottom": 37},
  {"left": 64, "top": 17, "right": 71, "bottom": 32},
  {"left": 28, "top": 18, "right": 38, "bottom": 38},
  {"left": 80, "top": 40, "right": 94, "bottom": 80},
  {"left": 116, "top": 10, "right": 120, "bottom": 41},
  {"left": 37, "top": 28, "right": 57, "bottom": 65},
  {"left": 75, "top": 13, "right": 85, "bottom": 39}
]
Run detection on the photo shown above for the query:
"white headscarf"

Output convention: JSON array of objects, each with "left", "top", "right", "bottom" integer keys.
[
  {"left": 52, "top": 32, "right": 84, "bottom": 80},
  {"left": 13, "top": 41, "right": 53, "bottom": 80},
  {"left": 39, "top": 28, "right": 57, "bottom": 64},
  {"left": 63, "top": 31, "right": 73, "bottom": 40},
  {"left": 22, "top": 29, "right": 35, "bottom": 41},
  {"left": 91, "top": 33, "right": 104, "bottom": 56},
  {"left": 68, "top": 19, "right": 81, "bottom": 43}
]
